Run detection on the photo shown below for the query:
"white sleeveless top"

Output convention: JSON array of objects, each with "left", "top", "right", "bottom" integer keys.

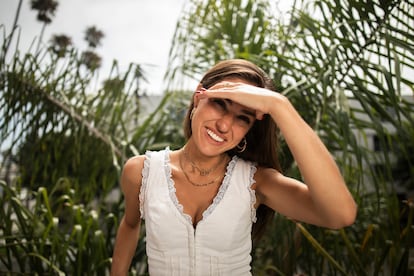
[{"left": 139, "top": 148, "right": 257, "bottom": 276}]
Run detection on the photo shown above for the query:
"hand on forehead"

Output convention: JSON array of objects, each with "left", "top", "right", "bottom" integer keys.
[{"left": 195, "top": 80, "right": 266, "bottom": 120}]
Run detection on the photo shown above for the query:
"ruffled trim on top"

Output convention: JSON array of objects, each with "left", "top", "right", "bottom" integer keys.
[
  {"left": 139, "top": 150, "right": 152, "bottom": 219},
  {"left": 164, "top": 148, "right": 193, "bottom": 225},
  {"left": 248, "top": 163, "right": 258, "bottom": 223},
  {"left": 165, "top": 150, "right": 238, "bottom": 227},
  {"left": 201, "top": 155, "right": 238, "bottom": 222}
]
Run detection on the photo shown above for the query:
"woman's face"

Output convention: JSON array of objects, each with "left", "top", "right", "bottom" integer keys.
[{"left": 191, "top": 78, "right": 256, "bottom": 156}]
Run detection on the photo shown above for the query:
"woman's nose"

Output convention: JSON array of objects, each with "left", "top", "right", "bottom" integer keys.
[{"left": 216, "top": 114, "right": 233, "bottom": 133}]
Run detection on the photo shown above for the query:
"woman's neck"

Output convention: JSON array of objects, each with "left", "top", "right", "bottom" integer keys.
[{"left": 182, "top": 140, "right": 227, "bottom": 172}]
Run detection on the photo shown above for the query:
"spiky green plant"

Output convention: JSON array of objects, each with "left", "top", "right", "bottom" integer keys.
[
  {"left": 165, "top": 0, "right": 414, "bottom": 274},
  {"left": 0, "top": 1, "right": 187, "bottom": 274}
]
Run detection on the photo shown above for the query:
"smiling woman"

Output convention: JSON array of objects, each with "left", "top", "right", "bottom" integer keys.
[{"left": 110, "top": 59, "right": 357, "bottom": 275}]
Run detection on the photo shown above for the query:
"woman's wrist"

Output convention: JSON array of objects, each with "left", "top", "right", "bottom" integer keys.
[{"left": 267, "top": 93, "right": 292, "bottom": 120}]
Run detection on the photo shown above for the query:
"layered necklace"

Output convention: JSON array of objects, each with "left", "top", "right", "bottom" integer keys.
[
  {"left": 183, "top": 148, "right": 225, "bottom": 176},
  {"left": 179, "top": 148, "right": 227, "bottom": 187}
]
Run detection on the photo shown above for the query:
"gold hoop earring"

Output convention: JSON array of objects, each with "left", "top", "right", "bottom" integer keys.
[{"left": 236, "top": 137, "right": 247, "bottom": 153}]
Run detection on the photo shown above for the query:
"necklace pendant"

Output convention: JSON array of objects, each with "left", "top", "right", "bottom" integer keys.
[{"left": 199, "top": 170, "right": 209, "bottom": 176}]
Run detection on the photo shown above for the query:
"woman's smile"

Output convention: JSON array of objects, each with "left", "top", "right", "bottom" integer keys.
[{"left": 206, "top": 128, "right": 225, "bottom": 143}]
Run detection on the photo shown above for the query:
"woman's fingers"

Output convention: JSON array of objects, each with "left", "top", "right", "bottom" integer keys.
[{"left": 195, "top": 80, "right": 281, "bottom": 121}]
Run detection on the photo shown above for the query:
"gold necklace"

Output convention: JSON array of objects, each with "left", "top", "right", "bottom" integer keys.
[
  {"left": 179, "top": 151, "right": 223, "bottom": 187},
  {"left": 183, "top": 148, "right": 225, "bottom": 176}
]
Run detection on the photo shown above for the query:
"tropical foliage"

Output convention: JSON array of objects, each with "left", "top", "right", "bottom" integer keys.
[
  {"left": 1, "top": 0, "right": 413, "bottom": 275},
  {"left": 166, "top": 0, "right": 414, "bottom": 274},
  {"left": 1, "top": 0, "right": 187, "bottom": 274}
]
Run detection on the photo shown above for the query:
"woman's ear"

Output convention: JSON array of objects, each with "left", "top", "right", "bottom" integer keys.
[{"left": 193, "top": 83, "right": 204, "bottom": 107}]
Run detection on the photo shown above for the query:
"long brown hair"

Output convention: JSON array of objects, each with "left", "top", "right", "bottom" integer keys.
[{"left": 183, "top": 59, "right": 282, "bottom": 240}]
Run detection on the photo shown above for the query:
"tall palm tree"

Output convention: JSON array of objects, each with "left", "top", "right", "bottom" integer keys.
[{"left": 30, "top": 0, "right": 59, "bottom": 52}]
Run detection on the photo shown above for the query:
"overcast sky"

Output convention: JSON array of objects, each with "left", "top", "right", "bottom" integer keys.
[
  {"left": 1, "top": 0, "right": 297, "bottom": 95},
  {"left": 1, "top": 0, "right": 187, "bottom": 94}
]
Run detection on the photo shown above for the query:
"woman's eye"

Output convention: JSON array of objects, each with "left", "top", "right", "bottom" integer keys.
[
  {"left": 212, "top": 98, "right": 226, "bottom": 109},
  {"left": 238, "top": 115, "right": 251, "bottom": 125}
]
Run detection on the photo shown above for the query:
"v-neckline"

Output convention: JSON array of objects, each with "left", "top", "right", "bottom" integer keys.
[{"left": 165, "top": 148, "right": 238, "bottom": 228}]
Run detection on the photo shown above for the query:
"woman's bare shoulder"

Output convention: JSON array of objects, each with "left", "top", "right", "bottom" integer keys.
[
  {"left": 121, "top": 155, "right": 147, "bottom": 192},
  {"left": 254, "top": 166, "right": 284, "bottom": 182},
  {"left": 124, "top": 155, "right": 146, "bottom": 170}
]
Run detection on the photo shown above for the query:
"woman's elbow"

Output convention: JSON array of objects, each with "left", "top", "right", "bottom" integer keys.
[{"left": 330, "top": 202, "right": 358, "bottom": 229}]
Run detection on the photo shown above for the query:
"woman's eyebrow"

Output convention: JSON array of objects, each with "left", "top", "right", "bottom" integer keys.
[{"left": 242, "top": 109, "right": 256, "bottom": 117}]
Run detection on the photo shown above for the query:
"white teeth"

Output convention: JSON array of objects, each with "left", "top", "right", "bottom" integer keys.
[{"left": 207, "top": 129, "right": 224, "bottom": 142}]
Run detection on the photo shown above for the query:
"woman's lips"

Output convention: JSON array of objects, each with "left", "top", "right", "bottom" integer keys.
[{"left": 206, "top": 128, "right": 224, "bottom": 143}]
